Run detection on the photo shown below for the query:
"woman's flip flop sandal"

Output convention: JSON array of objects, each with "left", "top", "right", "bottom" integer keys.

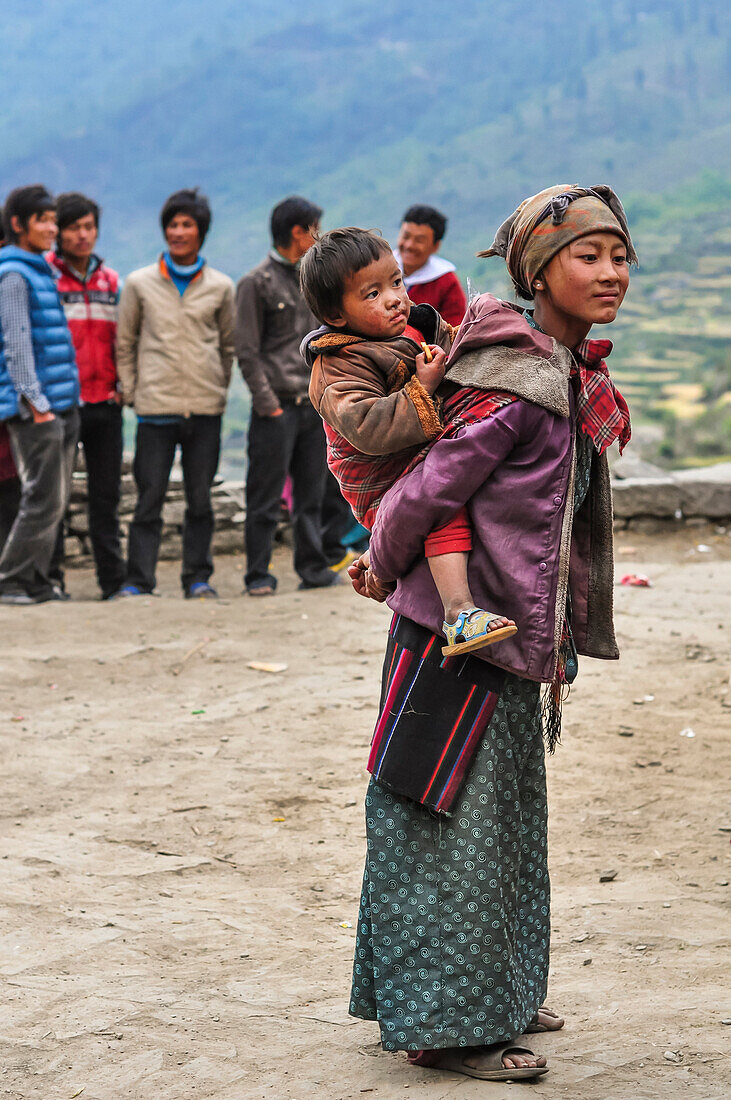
[
  {"left": 435, "top": 1042, "right": 548, "bottom": 1081},
  {"left": 442, "top": 607, "right": 518, "bottom": 657}
]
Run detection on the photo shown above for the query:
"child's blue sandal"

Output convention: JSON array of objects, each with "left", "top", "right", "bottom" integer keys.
[{"left": 442, "top": 607, "right": 518, "bottom": 657}]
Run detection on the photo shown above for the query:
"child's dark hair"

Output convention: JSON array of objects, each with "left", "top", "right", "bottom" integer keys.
[
  {"left": 160, "top": 187, "right": 211, "bottom": 244},
  {"left": 3, "top": 185, "right": 55, "bottom": 243},
  {"left": 56, "top": 192, "right": 100, "bottom": 234},
  {"left": 401, "top": 203, "right": 447, "bottom": 243},
  {"left": 300, "top": 227, "right": 393, "bottom": 322}
]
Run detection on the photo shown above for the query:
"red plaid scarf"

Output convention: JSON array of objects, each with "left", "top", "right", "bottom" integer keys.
[
  {"left": 325, "top": 387, "right": 516, "bottom": 531},
  {"left": 573, "top": 338, "right": 631, "bottom": 455},
  {"left": 325, "top": 338, "right": 629, "bottom": 531}
]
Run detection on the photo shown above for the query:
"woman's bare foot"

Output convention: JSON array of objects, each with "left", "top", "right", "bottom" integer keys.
[
  {"left": 526, "top": 1006, "right": 565, "bottom": 1033},
  {"left": 464, "top": 1047, "right": 547, "bottom": 1072}
]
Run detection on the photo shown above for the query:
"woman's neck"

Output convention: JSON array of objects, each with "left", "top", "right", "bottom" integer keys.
[{"left": 532, "top": 299, "right": 591, "bottom": 350}]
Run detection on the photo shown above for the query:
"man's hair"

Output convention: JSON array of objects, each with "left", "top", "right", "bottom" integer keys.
[
  {"left": 56, "top": 192, "right": 100, "bottom": 234},
  {"left": 160, "top": 187, "right": 211, "bottom": 244},
  {"left": 270, "top": 195, "right": 323, "bottom": 249},
  {"left": 300, "top": 227, "right": 393, "bottom": 322},
  {"left": 3, "top": 185, "right": 55, "bottom": 244},
  {"left": 401, "top": 203, "right": 447, "bottom": 243}
]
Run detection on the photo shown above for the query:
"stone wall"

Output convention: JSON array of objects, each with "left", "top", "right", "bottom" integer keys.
[
  {"left": 64, "top": 458, "right": 246, "bottom": 566},
  {"left": 63, "top": 457, "right": 731, "bottom": 567},
  {"left": 611, "top": 460, "right": 731, "bottom": 530}
]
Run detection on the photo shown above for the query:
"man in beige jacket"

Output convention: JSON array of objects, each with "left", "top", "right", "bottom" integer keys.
[{"left": 116, "top": 188, "right": 234, "bottom": 598}]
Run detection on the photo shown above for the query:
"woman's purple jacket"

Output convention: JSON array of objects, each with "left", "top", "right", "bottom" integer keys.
[{"left": 368, "top": 296, "right": 619, "bottom": 684}]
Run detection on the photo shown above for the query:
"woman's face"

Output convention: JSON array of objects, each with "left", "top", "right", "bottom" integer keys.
[{"left": 540, "top": 232, "right": 630, "bottom": 326}]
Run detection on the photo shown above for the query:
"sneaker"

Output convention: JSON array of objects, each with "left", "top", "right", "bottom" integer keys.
[
  {"left": 328, "top": 549, "right": 361, "bottom": 573},
  {"left": 112, "top": 585, "right": 145, "bottom": 599},
  {"left": 185, "top": 582, "right": 218, "bottom": 600},
  {"left": 341, "top": 521, "right": 370, "bottom": 553},
  {"left": 297, "top": 573, "right": 343, "bottom": 590},
  {"left": 101, "top": 580, "right": 127, "bottom": 601},
  {"left": 246, "top": 576, "right": 277, "bottom": 597},
  {"left": 0, "top": 589, "right": 38, "bottom": 606},
  {"left": 51, "top": 584, "right": 71, "bottom": 601},
  {"left": 0, "top": 586, "right": 56, "bottom": 605}
]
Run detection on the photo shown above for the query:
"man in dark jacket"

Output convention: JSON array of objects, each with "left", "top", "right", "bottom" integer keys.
[
  {"left": 0, "top": 185, "right": 80, "bottom": 605},
  {"left": 236, "top": 196, "right": 339, "bottom": 594},
  {"left": 48, "top": 192, "right": 125, "bottom": 599}
]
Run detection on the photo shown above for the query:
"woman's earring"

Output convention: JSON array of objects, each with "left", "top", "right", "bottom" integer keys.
[{"left": 533, "top": 280, "right": 543, "bottom": 290}]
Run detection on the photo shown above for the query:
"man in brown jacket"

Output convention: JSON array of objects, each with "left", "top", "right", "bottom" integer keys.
[
  {"left": 236, "top": 196, "right": 340, "bottom": 594},
  {"left": 116, "top": 188, "right": 235, "bottom": 598}
]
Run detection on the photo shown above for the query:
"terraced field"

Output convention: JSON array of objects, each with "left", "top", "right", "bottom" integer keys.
[
  {"left": 218, "top": 188, "right": 731, "bottom": 474},
  {"left": 606, "top": 208, "right": 731, "bottom": 463}
]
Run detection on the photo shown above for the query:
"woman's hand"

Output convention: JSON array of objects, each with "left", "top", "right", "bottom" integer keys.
[
  {"left": 347, "top": 551, "right": 370, "bottom": 598},
  {"left": 364, "top": 566, "right": 394, "bottom": 603},
  {"left": 347, "top": 550, "right": 395, "bottom": 603}
]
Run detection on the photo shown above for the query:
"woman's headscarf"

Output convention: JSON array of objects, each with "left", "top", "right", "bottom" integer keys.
[{"left": 479, "top": 184, "right": 638, "bottom": 300}]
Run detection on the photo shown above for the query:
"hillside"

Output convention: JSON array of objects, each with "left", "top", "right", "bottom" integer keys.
[
  {"left": 218, "top": 173, "right": 731, "bottom": 476},
  {"left": 1, "top": 0, "right": 729, "bottom": 464},
  {"left": 2, "top": 0, "right": 730, "bottom": 274},
  {"left": 608, "top": 177, "right": 731, "bottom": 464}
]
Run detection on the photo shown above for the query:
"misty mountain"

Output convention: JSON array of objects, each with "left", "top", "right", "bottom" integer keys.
[{"left": 2, "top": 0, "right": 729, "bottom": 276}]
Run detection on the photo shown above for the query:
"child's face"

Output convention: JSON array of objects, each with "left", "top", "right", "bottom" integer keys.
[{"left": 326, "top": 253, "right": 411, "bottom": 339}]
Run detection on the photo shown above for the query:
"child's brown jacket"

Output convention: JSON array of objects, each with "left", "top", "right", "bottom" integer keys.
[{"left": 306, "top": 305, "right": 453, "bottom": 455}]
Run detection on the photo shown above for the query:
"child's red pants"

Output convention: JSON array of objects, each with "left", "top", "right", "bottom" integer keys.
[{"left": 423, "top": 506, "right": 472, "bottom": 557}]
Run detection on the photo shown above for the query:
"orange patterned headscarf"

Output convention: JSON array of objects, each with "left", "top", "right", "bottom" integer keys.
[{"left": 479, "top": 184, "right": 638, "bottom": 300}]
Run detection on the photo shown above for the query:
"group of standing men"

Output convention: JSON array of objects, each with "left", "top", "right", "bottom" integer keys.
[{"left": 0, "top": 185, "right": 466, "bottom": 605}]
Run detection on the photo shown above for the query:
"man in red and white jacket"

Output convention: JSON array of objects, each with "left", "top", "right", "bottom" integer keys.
[
  {"left": 48, "top": 192, "right": 125, "bottom": 598},
  {"left": 395, "top": 204, "right": 468, "bottom": 327}
]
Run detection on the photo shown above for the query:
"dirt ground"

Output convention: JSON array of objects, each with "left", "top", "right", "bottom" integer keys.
[{"left": 1, "top": 524, "right": 729, "bottom": 1100}]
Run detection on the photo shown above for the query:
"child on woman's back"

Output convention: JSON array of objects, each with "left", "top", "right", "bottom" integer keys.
[{"left": 300, "top": 227, "right": 516, "bottom": 655}]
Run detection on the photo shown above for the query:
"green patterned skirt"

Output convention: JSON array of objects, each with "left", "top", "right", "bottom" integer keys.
[{"left": 349, "top": 655, "right": 549, "bottom": 1052}]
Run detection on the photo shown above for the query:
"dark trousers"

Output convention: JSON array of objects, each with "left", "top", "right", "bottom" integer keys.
[
  {"left": 322, "top": 469, "right": 354, "bottom": 565},
  {"left": 126, "top": 415, "right": 221, "bottom": 593},
  {"left": 80, "top": 401, "right": 125, "bottom": 597},
  {"left": 0, "top": 408, "right": 79, "bottom": 597},
  {"left": 245, "top": 401, "right": 332, "bottom": 590},
  {"left": 50, "top": 401, "right": 125, "bottom": 597},
  {"left": 0, "top": 477, "right": 21, "bottom": 553}
]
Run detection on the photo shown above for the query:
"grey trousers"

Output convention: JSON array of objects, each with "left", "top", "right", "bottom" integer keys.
[{"left": 0, "top": 408, "right": 79, "bottom": 597}]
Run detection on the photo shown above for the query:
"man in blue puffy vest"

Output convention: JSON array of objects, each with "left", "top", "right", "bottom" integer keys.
[{"left": 0, "top": 185, "right": 80, "bottom": 604}]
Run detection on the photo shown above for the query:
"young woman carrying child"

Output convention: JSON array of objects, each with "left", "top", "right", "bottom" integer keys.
[{"left": 337, "top": 185, "right": 634, "bottom": 1082}]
